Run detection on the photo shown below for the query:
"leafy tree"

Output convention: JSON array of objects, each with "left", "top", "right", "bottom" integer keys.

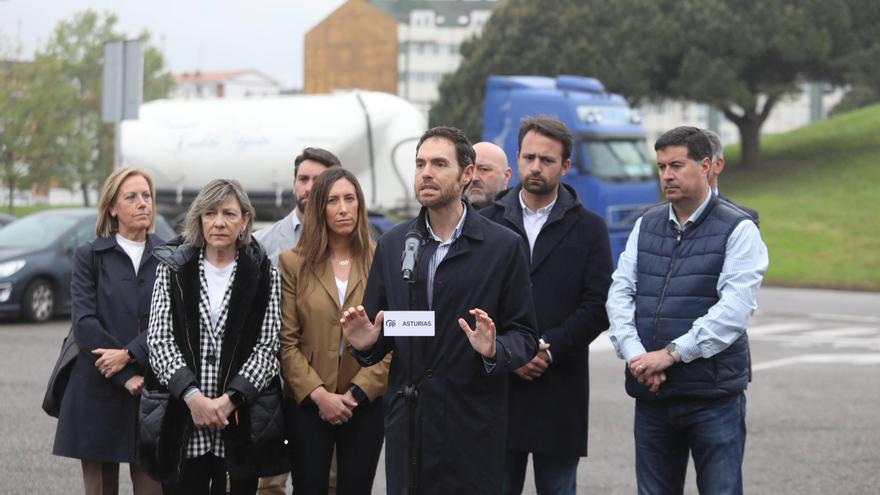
[
  {"left": 15, "top": 55, "right": 79, "bottom": 204},
  {"left": 0, "top": 54, "right": 33, "bottom": 213},
  {"left": 433, "top": 0, "right": 863, "bottom": 169},
  {"left": 837, "top": 0, "right": 880, "bottom": 99},
  {"left": 0, "top": 38, "right": 74, "bottom": 213},
  {"left": 36, "top": 10, "right": 173, "bottom": 205}
]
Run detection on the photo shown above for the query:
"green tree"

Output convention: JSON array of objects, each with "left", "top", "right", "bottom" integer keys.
[
  {"left": 432, "top": 0, "right": 860, "bottom": 169},
  {"left": 0, "top": 38, "right": 74, "bottom": 213},
  {"left": 0, "top": 55, "right": 33, "bottom": 213},
  {"left": 36, "top": 10, "right": 173, "bottom": 205}
]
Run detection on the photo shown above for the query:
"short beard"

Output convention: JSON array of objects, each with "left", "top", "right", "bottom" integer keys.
[
  {"left": 295, "top": 196, "right": 307, "bottom": 214},
  {"left": 522, "top": 176, "right": 555, "bottom": 196},
  {"left": 417, "top": 186, "right": 462, "bottom": 209},
  {"left": 465, "top": 188, "right": 490, "bottom": 209}
]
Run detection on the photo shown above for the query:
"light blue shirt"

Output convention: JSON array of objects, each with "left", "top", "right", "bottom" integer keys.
[
  {"left": 606, "top": 190, "right": 769, "bottom": 363},
  {"left": 425, "top": 204, "right": 467, "bottom": 309}
]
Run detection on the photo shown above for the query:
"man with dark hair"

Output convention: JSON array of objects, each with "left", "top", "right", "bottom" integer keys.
[
  {"left": 341, "top": 126, "right": 539, "bottom": 494},
  {"left": 703, "top": 130, "right": 760, "bottom": 225},
  {"left": 466, "top": 142, "right": 512, "bottom": 209},
  {"left": 518, "top": 115, "right": 574, "bottom": 162},
  {"left": 607, "top": 125, "right": 768, "bottom": 494},
  {"left": 254, "top": 147, "right": 341, "bottom": 265},
  {"left": 482, "top": 116, "right": 613, "bottom": 495}
]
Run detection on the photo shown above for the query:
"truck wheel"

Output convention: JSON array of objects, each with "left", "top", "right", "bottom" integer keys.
[{"left": 22, "top": 279, "right": 55, "bottom": 323}]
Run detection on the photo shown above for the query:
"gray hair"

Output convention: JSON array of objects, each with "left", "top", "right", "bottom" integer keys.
[
  {"left": 182, "top": 179, "right": 256, "bottom": 248},
  {"left": 704, "top": 129, "right": 724, "bottom": 162}
]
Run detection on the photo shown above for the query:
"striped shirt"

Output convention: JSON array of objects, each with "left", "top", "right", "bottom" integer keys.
[{"left": 425, "top": 205, "right": 467, "bottom": 308}]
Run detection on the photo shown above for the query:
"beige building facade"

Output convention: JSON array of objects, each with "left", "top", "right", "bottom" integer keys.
[{"left": 304, "top": 0, "right": 398, "bottom": 95}]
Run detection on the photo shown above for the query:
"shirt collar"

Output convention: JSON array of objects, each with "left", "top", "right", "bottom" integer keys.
[
  {"left": 668, "top": 187, "right": 714, "bottom": 230},
  {"left": 426, "top": 202, "right": 467, "bottom": 244},
  {"left": 518, "top": 189, "right": 558, "bottom": 216},
  {"left": 291, "top": 210, "right": 302, "bottom": 232}
]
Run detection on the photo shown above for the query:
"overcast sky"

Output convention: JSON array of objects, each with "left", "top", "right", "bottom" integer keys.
[{"left": 0, "top": 0, "right": 347, "bottom": 88}]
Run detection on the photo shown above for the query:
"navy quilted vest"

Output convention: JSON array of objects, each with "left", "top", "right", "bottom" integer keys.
[{"left": 627, "top": 196, "right": 752, "bottom": 400}]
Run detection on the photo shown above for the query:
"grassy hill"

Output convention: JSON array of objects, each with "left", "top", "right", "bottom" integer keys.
[{"left": 720, "top": 103, "right": 880, "bottom": 290}]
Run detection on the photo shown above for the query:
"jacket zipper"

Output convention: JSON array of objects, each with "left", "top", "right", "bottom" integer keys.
[{"left": 651, "top": 228, "right": 684, "bottom": 349}]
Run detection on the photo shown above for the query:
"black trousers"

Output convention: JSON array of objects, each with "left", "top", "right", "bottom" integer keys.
[
  {"left": 288, "top": 396, "right": 385, "bottom": 495},
  {"left": 162, "top": 453, "right": 257, "bottom": 495}
]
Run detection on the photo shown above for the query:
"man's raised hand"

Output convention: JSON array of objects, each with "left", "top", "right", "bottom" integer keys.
[
  {"left": 341, "top": 305, "right": 383, "bottom": 352},
  {"left": 458, "top": 308, "right": 496, "bottom": 359}
]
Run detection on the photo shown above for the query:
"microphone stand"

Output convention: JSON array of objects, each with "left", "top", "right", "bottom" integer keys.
[
  {"left": 404, "top": 278, "right": 419, "bottom": 495},
  {"left": 400, "top": 232, "right": 423, "bottom": 495}
]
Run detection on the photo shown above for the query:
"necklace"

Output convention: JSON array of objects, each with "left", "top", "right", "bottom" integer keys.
[{"left": 335, "top": 257, "right": 350, "bottom": 266}]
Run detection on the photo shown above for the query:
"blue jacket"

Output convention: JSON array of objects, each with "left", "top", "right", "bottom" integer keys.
[
  {"left": 627, "top": 196, "right": 752, "bottom": 400},
  {"left": 481, "top": 184, "right": 612, "bottom": 457},
  {"left": 356, "top": 202, "right": 539, "bottom": 495},
  {"left": 53, "top": 234, "right": 163, "bottom": 462}
]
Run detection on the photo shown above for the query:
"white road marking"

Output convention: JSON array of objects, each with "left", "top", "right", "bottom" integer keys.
[
  {"left": 753, "top": 353, "right": 880, "bottom": 371},
  {"left": 748, "top": 322, "right": 815, "bottom": 335},
  {"left": 801, "top": 327, "right": 877, "bottom": 338},
  {"left": 589, "top": 322, "right": 880, "bottom": 353},
  {"left": 807, "top": 313, "right": 880, "bottom": 324}
]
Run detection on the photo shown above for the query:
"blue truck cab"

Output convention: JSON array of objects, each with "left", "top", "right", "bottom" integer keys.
[{"left": 481, "top": 75, "right": 659, "bottom": 263}]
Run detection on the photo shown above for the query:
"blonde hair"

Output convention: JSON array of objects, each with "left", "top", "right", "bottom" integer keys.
[
  {"left": 96, "top": 167, "right": 156, "bottom": 238},
  {"left": 182, "top": 179, "right": 255, "bottom": 248}
]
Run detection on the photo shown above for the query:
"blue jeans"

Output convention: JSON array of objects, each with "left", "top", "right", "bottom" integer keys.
[
  {"left": 502, "top": 450, "right": 579, "bottom": 495},
  {"left": 634, "top": 393, "right": 746, "bottom": 495}
]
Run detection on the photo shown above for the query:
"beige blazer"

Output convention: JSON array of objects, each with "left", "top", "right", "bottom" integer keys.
[{"left": 278, "top": 250, "right": 391, "bottom": 404}]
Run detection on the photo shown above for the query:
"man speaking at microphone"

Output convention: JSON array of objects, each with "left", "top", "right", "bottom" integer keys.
[{"left": 341, "top": 126, "right": 538, "bottom": 494}]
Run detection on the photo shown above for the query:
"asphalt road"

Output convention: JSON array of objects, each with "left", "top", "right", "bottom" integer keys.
[{"left": 0, "top": 287, "right": 877, "bottom": 494}]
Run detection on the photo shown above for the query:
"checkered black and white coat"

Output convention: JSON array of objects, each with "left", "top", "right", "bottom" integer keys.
[{"left": 148, "top": 245, "right": 280, "bottom": 460}]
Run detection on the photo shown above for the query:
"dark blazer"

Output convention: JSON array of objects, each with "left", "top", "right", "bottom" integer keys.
[
  {"left": 719, "top": 194, "right": 760, "bottom": 227},
  {"left": 482, "top": 184, "right": 613, "bottom": 457},
  {"left": 53, "top": 234, "right": 163, "bottom": 462},
  {"left": 356, "top": 202, "right": 539, "bottom": 495}
]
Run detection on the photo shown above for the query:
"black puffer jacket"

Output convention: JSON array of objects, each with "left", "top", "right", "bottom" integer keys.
[{"left": 138, "top": 238, "right": 287, "bottom": 482}]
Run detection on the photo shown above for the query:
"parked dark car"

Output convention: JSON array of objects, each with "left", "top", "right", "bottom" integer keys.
[{"left": 0, "top": 208, "right": 175, "bottom": 322}]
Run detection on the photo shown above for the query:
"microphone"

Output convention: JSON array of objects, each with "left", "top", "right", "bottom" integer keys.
[{"left": 401, "top": 230, "right": 422, "bottom": 283}]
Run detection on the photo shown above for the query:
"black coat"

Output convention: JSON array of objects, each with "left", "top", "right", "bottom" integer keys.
[
  {"left": 140, "top": 238, "right": 287, "bottom": 481},
  {"left": 53, "top": 234, "right": 163, "bottom": 462},
  {"left": 481, "top": 184, "right": 612, "bottom": 457},
  {"left": 357, "top": 203, "right": 539, "bottom": 495}
]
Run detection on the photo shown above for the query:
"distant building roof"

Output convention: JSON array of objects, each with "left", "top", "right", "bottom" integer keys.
[
  {"left": 369, "top": 0, "right": 499, "bottom": 26},
  {"left": 174, "top": 70, "right": 279, "bottom": 86}
]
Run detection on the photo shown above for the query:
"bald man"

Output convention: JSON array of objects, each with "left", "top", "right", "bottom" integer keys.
[{"left": 467, "top": 142, "right": 512, "bottom": 208}]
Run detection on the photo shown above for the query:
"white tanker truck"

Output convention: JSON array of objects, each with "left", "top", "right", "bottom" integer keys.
[{"left": 121, "top": 91, "right": 427, "bottom": 223}]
